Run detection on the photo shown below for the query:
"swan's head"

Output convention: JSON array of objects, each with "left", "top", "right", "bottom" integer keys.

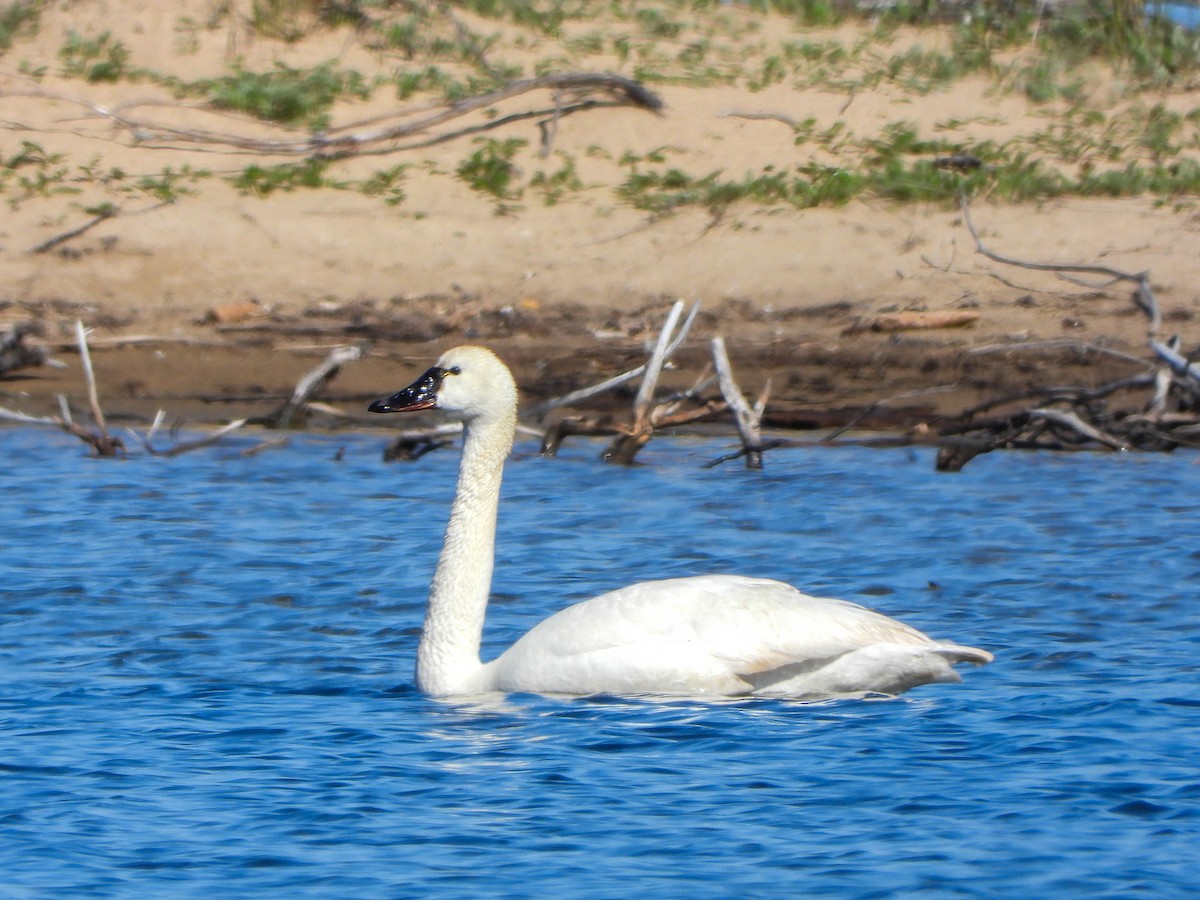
[{"left": 368, "top": 345, "right": 518, "bottom": 424}]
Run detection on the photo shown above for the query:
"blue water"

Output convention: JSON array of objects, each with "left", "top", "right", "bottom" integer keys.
[{"left": 2, "top": 427, "right": 1198, "bottom": 897}]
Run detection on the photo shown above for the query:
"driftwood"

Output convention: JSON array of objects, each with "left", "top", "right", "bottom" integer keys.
[
  {"left": 5, "top": 72, "right": 662, "bottom": 158},
  {"left": 260, "top": 345, "right": 363, "bottom": 428},
  {"left": 0, "top": 321, "right": 248, "bottom": 457},
  {"left": 540, "top": 415, "right": 619, "bottom": 456},
  {"left": 603, "top": 300, "right": 712, "bottom": 465},
  {"left": 961, "top": 194, "right": 1161, "bottom": 334},
  {"left": 0, "top": 321, "right": 124, "bottom": 455},
  {"left": 130, "top": 410, "right": 249, "bottom": 457},
  {"left": 0, "top": 322, "right": 61, "bottom": 376},
  {"left": 933, "top": 196, "right": 1200, "bottom": 470},
  {"left": 709, "top": 336, "right": 772, "bottom": 469},
  {"left": 64, "top": 320, "right": 123, "bottom": 456}
]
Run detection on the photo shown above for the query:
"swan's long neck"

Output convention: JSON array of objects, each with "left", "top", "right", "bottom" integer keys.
[{"left": 415, "top": 409, "right": 514, "bottom": 695}]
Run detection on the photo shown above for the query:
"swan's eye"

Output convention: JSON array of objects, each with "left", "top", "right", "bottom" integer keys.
[{"left": 446, "top": 366, "right": 462, "bottom": 376}]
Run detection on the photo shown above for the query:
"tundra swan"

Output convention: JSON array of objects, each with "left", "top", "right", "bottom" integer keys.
[{"left": 369, "top": 346, "right": 992, "bottom": 698}]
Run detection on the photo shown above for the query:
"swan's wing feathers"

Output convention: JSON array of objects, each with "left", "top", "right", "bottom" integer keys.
[
  {"left": 489, "top": 574, "right": 990, "bottom": 696},
  {"left": 682, "top": 576, "right": 937, "bottom": 669}
]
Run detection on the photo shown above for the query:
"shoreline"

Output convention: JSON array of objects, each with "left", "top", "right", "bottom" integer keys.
[
  {"left": 0, "top": 289, "right": 1168, "bottom": 438},
  {"left": 2, "top": 5, "right": 1196, "bottom": 449}
]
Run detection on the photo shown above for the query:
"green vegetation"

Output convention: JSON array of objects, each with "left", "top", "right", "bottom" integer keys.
[
  {"left": 205, "top": 63, "right": 370, "bottom": 128},
  {"left": 228, "top": 159, "right": 411, "bottom": 207},
  {"left": 0, "top": 0, "right": 40, "bottom": 54},
  {"left": 530, "top": 152, "right": 584, "bottom": 205},
  {"left": 456, "top": 137, "right": 528, "bottom": 212},
  {"left": 1, "top": 1, "right": 1197, "bottom": 218},
  {"left": 58, "top": 30, "right": 129, "bottom": 82},
  {"left": 229, "top": 158, "right": 340, "bottom": 196}
]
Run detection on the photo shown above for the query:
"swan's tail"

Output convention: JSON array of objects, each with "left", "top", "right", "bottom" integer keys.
[{"left": 933, "top": 643, "right": 994, "bottom": 666}]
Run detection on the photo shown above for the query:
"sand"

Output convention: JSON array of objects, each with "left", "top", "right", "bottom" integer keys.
[{"left": 1, "top": 2, "right": 1197, "bottom": 432}]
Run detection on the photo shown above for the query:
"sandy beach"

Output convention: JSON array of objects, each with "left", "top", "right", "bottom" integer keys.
[{"left": 1, "top": 2, "right": 1196, "bottom": 432}]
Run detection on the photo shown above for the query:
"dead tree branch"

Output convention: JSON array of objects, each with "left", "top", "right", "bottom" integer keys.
[
  {"left": 711, "top": 336, "right": 770, "bottom": 469},
  {"left": 131, "top": 412, "right": 248, "bottom": 457},
  {"left": 960, "top": 192, "right": 1160, "bottom": 335},
  {"left": 938, "top": 196, "right": 1198, "bottom": 470},
  {"left": 604, "top": 300, "right": 702, "bottom": 465},
  {"left": 0, "top": 322, "right": 63, "bottom": 375},
  {"left": 29, "top": 205, "right": 117, "bottom": 254},
  {"left": 0, "top": 321, "right": 123, "bottom": 455},
  {"left": 5, "top": 72, "right": 662, "bottom": 158},
  {"left": 261, "top": 345, "right": 363, "bottom": 428}
]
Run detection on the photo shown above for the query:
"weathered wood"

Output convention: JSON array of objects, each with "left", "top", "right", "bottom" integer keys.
[
  {"left": 1027, "top": 407, "right": 1129, "bottom": 451},
  {"left": 960, "top": 192, "right": 1161, "bottom": 336},
  {"left": 604, "top": 300, "right": 701, "bottom": 465},
  {"left": 6, "top": 73, "right": 662, "bottom": 157},
  {"left": 540, "top": 415, "right": 618, "bottom": 456},
  {"left": 0, "top": 323, "right": 57, "bottom": 375},
  {"left": 262, "top": 345, "right": 362, "bottom": 429},
  {"left": 711, "top": 336, "right": 768, "bottom": 469},
  {"left": 133, "top": 417, "right": 248, "bottom": 457}
]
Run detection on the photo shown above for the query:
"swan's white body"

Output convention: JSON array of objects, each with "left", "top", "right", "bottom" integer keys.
[{"left": 370, "top": 346, "right": 992, "bottom": 699}]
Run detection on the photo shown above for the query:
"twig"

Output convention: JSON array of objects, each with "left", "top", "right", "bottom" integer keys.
[
  {"left": 538, "top": 89, "right": 563, "bottom": 157},
  {"left": 539, "top": 415, "right": 618, "bottom": 456},
  {"left": 965, "top": 340, "right": 1151, "bottom": 369},
  {"left": 0, "top": 405, "right": 59, "bottom": 425},
  {"left": 634, "top": 300, "right": 687, "bottom": 423},
  {"left": 1149, "top": 335, "right": 1181, "bottom": 417},
  {"left": 528, "top": 367, "right": 644, "bottom": 417},
  {"left": 29, "top": 205, "right": 117, "bottom": 254},
  {"left": 65, "top": 319, "right": 124, "bottom": 455},
  {"left": 1151, "top": 339, "right": 1200, "bottom": 388},
  {"left": 718, "top": 110, "right": 804, "bottom": 129}
]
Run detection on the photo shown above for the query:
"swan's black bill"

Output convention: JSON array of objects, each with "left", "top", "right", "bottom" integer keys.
[{"left": 368, "top": 366, "right": 446, "bottom": 413}]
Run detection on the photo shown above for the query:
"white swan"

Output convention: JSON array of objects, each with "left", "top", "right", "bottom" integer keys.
[{"left": 369, "top": 345, "right": 993, "bottom": 699}]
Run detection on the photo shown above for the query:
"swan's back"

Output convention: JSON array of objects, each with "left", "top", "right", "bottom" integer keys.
[{"left": 480, "top": 575, "right": 992, "bottom": 698}]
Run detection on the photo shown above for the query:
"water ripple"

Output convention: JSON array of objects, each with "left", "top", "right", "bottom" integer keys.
[{"left": 1, "top": 432, "right": 1198, "bottom": 896}]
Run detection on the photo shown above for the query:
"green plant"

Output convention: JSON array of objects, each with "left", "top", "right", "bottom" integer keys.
[
  {"left": 635, "top": 7, "right": 684, "bottom": 39},
  {"left": 456, "top": 137, "right": 528, "bottom": 202},
  {"left": 58, "top": 30, "right": 129, "bottom": 82},
  {"left": 249, "top": 0, "right": 366, "bottom": 42},
  {"left": 359, "top": 165, "right": 409, "bottom": 206},
  {"left": 530, "top": 153, "right": 584, "bottom": 205},
  {"left": 206, "top": 63, "right": 370, "bottom": 128},
  {"left": 228, "top": 158, "right": 338, "bottom": 196},
  {"left": 1, "top": 141, "right": 78, "bottom": 208},
  {"left": 137, "top": 165, "right": 209, "bottom": 202},
  {"left": 0, "top": 0, "right": 40, "bottom": 54}
]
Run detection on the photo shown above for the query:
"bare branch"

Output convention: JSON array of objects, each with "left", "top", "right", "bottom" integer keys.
[
  {"left": 5, "top": 72, "right": 662, "bottom": 158},
  {"left": 133, "top": 419, "right": 248, "bottom": 457},
  {"left": 1027, "top": 408, "right": 1129, "bottom": 451},
  {"left": 29, "top": 205, "right": 117, "bottom": 255},
  {"left": 959, "top": 193, "right": 1160, "bottom": 335},
  {"left": 712, "top": 336, "right": 767, "bottom": 468},
  {"left": 263, "top": 345, "right": 363, "bottom": 428}
]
